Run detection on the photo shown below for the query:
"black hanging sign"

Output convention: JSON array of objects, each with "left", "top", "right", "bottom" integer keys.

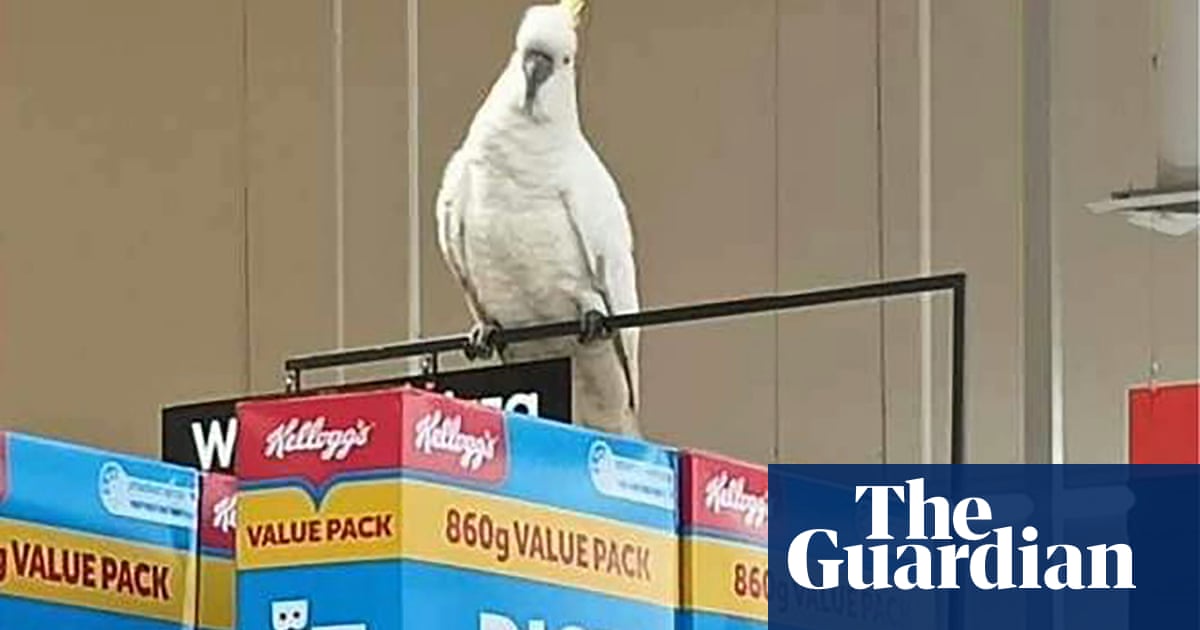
[{"left": 160, "top": 358, "right": 572, "bottom": 473}]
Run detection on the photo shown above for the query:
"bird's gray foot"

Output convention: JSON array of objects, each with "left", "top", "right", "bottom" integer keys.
[
  {"left": 578, "top": 309, "right": 612, "bottom": 344},
  {"left": 464, "top": 320, "right": 504, "bottom": 360}
]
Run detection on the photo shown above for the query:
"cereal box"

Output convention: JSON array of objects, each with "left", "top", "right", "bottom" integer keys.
[
  {"left": 235, "top": 387, "right": 679, "bottom": 630},
  {"left": 679, "top": 451, "right": 768, "bottom": 630},
  {"left": 0, "top": 431, "right": 200, "bottom": 628},
  {"left": 197, "top": 472, "right": 236, "bottom": 629}
]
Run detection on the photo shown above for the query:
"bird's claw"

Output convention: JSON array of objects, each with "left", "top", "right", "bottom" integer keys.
[
  {"left": 465, "top": 320, "right": 503, "bottom": 360},
  {"left": 578, "top": 309, "right": 612, "bottom": 344}
]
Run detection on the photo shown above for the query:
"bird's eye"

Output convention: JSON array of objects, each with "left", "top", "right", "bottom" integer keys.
[{"left": 563, "top": 56, "right": 571, "bottom": 65}]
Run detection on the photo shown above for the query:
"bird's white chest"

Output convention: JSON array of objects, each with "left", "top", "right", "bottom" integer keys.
[{"left": 463, "top": 164, "right": 590, "bottom": 325}]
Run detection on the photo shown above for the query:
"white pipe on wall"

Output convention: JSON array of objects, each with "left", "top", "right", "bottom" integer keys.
[
  {"left": 407, "top": 0, "right": 422, "bottom": 349},
  {"left": 918, "top": 0, "right": 935, "bottom": 464}
]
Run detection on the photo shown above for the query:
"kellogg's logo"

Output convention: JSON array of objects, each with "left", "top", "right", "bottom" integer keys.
[
  {"left": 200, "top": 473, "right": 237, "bottom": 552},
  {"left": 705, "top": 470, "right": 769, "bottom": 529},
  {"left": 264, "top": 417, "right": 374, "bottom": 462},
  {"left": 213, "top": 494, "right": 236, "bottom": 534},
  {"left": 414, "top": 410, "right": 498, "bottom": 471},
  {"left": 404, "top": 397, "right": 507, "bottom": 484},
  {"left": 237, "top": 393, "right": 402, "bottom": 488}
]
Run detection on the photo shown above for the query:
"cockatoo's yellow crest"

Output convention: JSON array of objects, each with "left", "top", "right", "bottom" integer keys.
[{"left": 560, "top": 0, "right": 586, "bottom": 27}]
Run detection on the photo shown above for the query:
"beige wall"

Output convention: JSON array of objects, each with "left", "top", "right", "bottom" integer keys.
[
  {"left": 1053, "top": 0, "right": 1199, "bottom": 463},
  {"left": 0, "top": 0, "right": 1193, "bottom": 463},
  {"left": 0, "top": 0, "right": 248, "bottom": 454}
]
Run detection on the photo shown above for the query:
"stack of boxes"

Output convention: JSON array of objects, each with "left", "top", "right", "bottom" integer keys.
[
  {"left": 234, "top": 386, "right": 680, "bottom": 630},
  {"left": 1, "top": 389, "right": 779, "bottom": 629}
]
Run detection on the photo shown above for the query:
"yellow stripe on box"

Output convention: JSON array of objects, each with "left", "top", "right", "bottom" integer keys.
[
  {"left": 683, "top": 536, "right": 768, "bottom": 622},
  {"left": 0, "top": 517, "right": 196, "bottom": 624},
  {"left": 402, "top": 480, "right": 678, "bottom": 607},
  {"left": 199, "top": 555, "right": 234, "bottom": 630},
  {"left": 238, "top": 481, "right": 401, "bottom": 570},
  {"left": 239, "top": 477, "right": 677, "bottom": 606}
]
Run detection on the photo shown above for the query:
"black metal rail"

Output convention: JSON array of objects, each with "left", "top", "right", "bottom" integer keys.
[
  {"left": 284, "top": 272, "right": 968, "bottom": 463},
  {"left": 1108, "top": 185, "right": 1199, "bottom": 214}
]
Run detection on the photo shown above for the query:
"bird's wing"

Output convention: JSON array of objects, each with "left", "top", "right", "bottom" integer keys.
[
  {"left": 435, "top": 149, "right": 488, "bottom": 324},
  {"left": 561, "top": 145, "right": 641, "bottom": 411}
]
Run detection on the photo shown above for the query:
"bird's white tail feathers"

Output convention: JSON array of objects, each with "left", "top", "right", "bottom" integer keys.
[{"left": 502, "top": 335, "right": 641, "bottom": 437}]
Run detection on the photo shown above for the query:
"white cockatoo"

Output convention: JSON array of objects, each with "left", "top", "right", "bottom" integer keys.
[{"left": 435, "top": 0, "right": 642, "bottom": 437}]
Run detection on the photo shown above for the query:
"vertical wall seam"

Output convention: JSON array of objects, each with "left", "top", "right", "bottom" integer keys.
[
  {"left": 874, "top": 0, "right": 888, "bottom": 464},
  {"left": 1047, "top": 0, "right": 1064, "bottom": 465},
  {"left": 918, "top": 0, "right": 934, "bottom": 463},
  {"left": 407, "top": 0, "right": 422, "bottom": 348},
  {"left": 772, "top": 0, "right": 782, "bottom": 464},
  {"left": 333, "top": 0, "right": 347, "bottom": 384},
  {"left": 1022, "top": 0, "right": 1057, "bottom": 464},
  {"left": 240, "top": 0, "right": 252, "bottom": 391},
  {"left": 1017, "top": 0, "right": 1027, "bottom": 461},
  {"left": 772, "top": 0, "right": 781, "bottom": 463}
]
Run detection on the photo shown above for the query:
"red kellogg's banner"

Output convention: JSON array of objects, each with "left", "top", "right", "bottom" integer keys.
[
  {"left": 682, "top": 451, "right": 768, "bottom": 544},
  {"left": 236, "top": 393, "right": 403, "bottom": 488},
  {"left": 237, "top": 388, "right": 512, "bottom": 490}
]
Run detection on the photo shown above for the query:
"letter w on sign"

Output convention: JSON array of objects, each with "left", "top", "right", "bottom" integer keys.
[{"left": 192, "top": 419, "right": 237, "bottom": 472}]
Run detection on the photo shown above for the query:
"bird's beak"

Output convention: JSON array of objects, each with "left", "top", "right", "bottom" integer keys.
[{"left": 522, "top": 49, "right": 554, "bottom": 116}]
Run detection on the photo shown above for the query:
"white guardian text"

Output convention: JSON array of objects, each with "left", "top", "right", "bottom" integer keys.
[{"left": 787, "top": 478, "right": 1134, "bottom": 591}]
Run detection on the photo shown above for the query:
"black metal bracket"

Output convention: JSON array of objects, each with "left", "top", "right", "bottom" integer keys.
[
  {"left": 1106, "top": 185, "right": 1200, "bottom": 214},
  {"left": 284, "top": 272, "right": 968, "bottom": 463}
]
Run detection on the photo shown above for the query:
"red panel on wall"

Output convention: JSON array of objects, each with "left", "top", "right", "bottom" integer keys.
[{"left": 1130, "top": 382, "right": 1200, "bottom": 464}]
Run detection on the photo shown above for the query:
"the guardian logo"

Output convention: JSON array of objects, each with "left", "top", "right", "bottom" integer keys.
[{"left": 787, "top": 478, "right": 1135, "bottom": 591}]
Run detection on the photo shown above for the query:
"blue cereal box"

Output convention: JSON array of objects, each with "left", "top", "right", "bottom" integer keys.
[
  {"left": 0, "top": 431, "right": 201, "bottom": 628},
  {"left": 679, "top": 451, "right": 767, "bottom": 630},
  {"left": 236, "top": 387, "right": 679, "bottom": 630}
]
